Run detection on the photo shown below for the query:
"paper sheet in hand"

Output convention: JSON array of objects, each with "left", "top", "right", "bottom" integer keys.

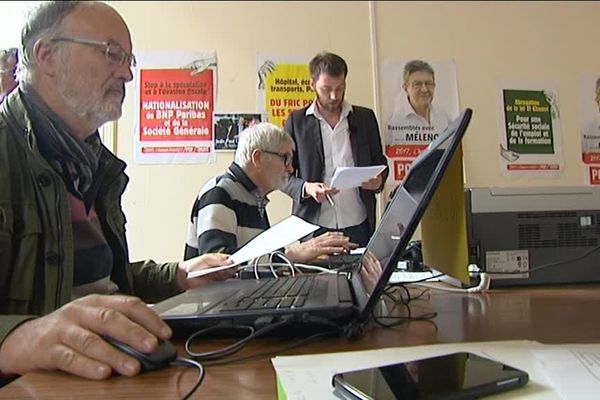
[
  {"left": 330, "top": 165, "right": 387, "bottom": 190},
  {"left": 187, "top": 216, "right": 319, "bottom": 279}
]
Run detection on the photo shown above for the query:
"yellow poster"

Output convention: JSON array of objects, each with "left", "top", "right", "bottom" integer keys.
[{"left": 257, "top": 58, "right": 314, "bottom": 127}]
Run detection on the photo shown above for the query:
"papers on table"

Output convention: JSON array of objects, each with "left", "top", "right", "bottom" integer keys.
[
  {"left": 534, "top": 347, "right": 600, "bottom": 400},
  {"left": 273, "top": 340, "right": 600, "bottom": 400},
  {"left": 187, "top": 215, "right": 318, "bottom": 279},
  {"left": 330, "top": 165, "right": 387, "bottom": 190}
]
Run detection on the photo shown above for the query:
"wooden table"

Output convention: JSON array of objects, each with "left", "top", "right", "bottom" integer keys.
[{"left": 2, "top": 285, "right": 600, "bottom": 399}]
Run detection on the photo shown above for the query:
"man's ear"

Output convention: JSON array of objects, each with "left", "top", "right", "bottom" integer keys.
[
  {"left": 250, "top": 148, "right": 263, "bottom": 167},
  {"left": 33, "top": 39, "right": 60, "bottom": 77},
  {"left": 309, "top": 79, "right": 316, "bottom": 92}
]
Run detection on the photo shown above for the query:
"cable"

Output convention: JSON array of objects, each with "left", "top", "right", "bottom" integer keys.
[
  {"left": 293, "top": 263, "right": 338, "bottom": 274},
  {"left": 201, "top": 330, "right": 338, "bottom": 366},
  {"left": 185, "top": 319, "right": 294, "bottom": 361},
  {"left": 170, "top": 357, "right": 205, "bottom": 400},
  {"left": 185, "top": 325, "right": 256, "bottom": 360},
  {"left": 270, "top": 250, "right": 296, "bottom": 277},
  {"left": 411, "top": 273, "right": 491, "bottom": 293},
  {"left": 370, "top": 283, "right": 438, "bottom": 329}
]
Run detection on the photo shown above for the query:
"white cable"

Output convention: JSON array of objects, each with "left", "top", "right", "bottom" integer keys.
[
  {"left": 411, "top": 272, "right": 491, "bottom": 293},
  {"left": 269, "top": 251, "right": 295, "bottom": 277},
  {"left": 293, "top": 263, "right": 337, "bottom": 274}
]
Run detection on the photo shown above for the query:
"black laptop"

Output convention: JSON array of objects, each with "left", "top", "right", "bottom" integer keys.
[{"left": 153, "top": 109, "right": 473, "bottom": 335}]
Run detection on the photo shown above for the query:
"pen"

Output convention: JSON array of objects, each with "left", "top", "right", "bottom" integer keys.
[{"left": 326, "top": 193, "right": 335, "bottom": 206}]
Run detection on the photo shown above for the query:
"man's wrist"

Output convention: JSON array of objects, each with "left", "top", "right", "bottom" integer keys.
[{"left": 301, "top": 182, "right": 310, "bottom": 200}]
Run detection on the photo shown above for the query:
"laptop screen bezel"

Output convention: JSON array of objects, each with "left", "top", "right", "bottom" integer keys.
[{"left": 351, "top": 108, "right": 473, "bottom": 322}]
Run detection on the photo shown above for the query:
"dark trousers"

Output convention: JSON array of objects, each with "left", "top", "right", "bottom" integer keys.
[{"left": 311, "top": 219, "right": 371, "bottom": 247}]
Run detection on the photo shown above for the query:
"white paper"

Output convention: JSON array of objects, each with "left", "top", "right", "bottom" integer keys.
[
  {"left": 330, "top": 165, "right": 387, "bottom": 190},
  {"left": 187, "top": 215, "right": 318, "bottom": 279},
  {"left": 534, "top": 347, "right": 600, "bottom": 400},
  {"left": 272, "top": 340, "right": 560, "bottom": 400}
]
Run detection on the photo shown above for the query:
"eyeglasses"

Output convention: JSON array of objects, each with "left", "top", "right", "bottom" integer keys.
[
  {"left": 51, "top": 37, "right": 137, "bottom": 68},
  {"left": 263, "top": 150, "right": 293, "bottom": 167},
  {"left": 409, "top": 80, "right": 435, "bottom": 89}
]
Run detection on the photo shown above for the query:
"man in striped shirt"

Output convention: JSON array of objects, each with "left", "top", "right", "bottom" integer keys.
[{"left": 185, "top": 122, "right": 356, "bottom": 263}]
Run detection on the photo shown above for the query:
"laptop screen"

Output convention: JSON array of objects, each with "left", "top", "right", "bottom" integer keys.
[{"left": 351, "top": 109, "right": 472, "bottom": 319}]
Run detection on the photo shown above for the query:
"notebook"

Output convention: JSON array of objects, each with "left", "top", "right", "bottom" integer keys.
[{"left": 152, "top": 109, "right": 472, "bottom": 335}]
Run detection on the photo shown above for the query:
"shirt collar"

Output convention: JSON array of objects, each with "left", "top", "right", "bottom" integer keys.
[
  {"left": 400, "top": 94, "right": 433, "bottom": 120},
  {"left": 227, "top": 162, "right": 270, "bottom": 202}
]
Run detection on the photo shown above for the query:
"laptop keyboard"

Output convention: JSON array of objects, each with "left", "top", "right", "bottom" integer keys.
[{"left": 219, "top": 276, "right": 315, "bottom": 312}]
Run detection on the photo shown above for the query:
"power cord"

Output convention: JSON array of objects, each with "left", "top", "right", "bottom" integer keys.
[
  {"left": 411, "top": 272, "right": 491, "bottom": 293},
  {"left": 185, "top": 318, "right": 300, "bottom": 362},
  {"left": 169, "top": 357, "right": 205, "bottom": 400}
]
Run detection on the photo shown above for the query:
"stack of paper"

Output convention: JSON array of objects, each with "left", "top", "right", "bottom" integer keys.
[{"left": 272, "top": 340, "right": 600, "bottom": 399}]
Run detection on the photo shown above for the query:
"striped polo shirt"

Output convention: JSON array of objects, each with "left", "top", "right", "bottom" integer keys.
[{"left": 184, "top": 162, "right": 270, "bottom": 259}]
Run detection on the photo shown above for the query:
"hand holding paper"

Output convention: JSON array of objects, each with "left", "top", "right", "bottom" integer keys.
[
  {"left": 186, "top": 216, "right": 319, "bottom": 279},
  {"left": 330, "top": 165, "right": 387, "bottom": 190}
]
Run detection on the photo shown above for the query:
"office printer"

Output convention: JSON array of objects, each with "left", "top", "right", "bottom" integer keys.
[{"left": 465, "top": 186, "right": 600, "bottom": 286}]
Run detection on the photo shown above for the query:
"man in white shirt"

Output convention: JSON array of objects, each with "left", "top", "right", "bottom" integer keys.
[
  {"left": 283, "top": 52, "right": 388, "bottom": 247},
  {"left": 386, "top": 60, "right": 451, "bottom": 146}
]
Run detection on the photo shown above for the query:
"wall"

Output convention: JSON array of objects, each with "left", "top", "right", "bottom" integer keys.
[
  {"left": 112, "top": 1, "right": 375, "bottom": 261},
  {"left": 2, "top": 1, "right": 599, "bottom": 261}
]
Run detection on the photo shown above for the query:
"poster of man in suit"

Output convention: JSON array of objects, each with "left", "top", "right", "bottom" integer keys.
[{"left": 214, "top": 113, "right": 262, "bottom": 151}]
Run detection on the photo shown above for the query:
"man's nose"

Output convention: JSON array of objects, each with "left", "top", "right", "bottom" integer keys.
[{"left": 116, "top": 63, "right": 134, "bottom": 83}]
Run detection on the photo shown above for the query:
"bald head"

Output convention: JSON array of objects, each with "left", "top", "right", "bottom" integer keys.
[
  {"left": 20, "top": 1, "right": 131, "bottom": 85},
  {"left": 20, "top": 1, "right": 134, "bottom": 138}
]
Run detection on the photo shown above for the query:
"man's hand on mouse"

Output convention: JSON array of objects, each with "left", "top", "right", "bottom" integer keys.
[{"left": 0, "top": 294, "right": 171, "bottom": 380}]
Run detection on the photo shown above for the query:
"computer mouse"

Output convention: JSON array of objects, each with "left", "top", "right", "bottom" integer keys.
[{"left": 103, "top": 336, "right": 178, "bottom": 372}]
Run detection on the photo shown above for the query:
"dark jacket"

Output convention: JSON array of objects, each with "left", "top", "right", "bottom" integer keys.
[
  {"left": 283, "top": 104, "right": 388, "bottom": 234},
  {"left": 0, "top": 91, "right": 181, "bottom": 345}
]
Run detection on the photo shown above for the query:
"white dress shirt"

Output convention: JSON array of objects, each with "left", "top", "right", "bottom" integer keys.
[
  {"left": 385, "top": 94, "right": 451, "bottom": 146},
  {"left": 306, "top": 100, "right": 367, "bottom": 230}
]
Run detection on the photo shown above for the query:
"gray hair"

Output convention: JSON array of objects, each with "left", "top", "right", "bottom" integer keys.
[
  {"left": 403, "top": 60, "right": 435, "bottom": 86},
  {"left": 235, "top": 122, "right": 294, "bottom": 168},
  {"left": 19, "top": 1, "right": 81, "bottom": 84}
]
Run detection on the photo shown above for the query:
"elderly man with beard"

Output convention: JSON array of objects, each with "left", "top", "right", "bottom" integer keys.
[
  {"left": 0, "top": 1, "right": 234, "bottom": 382},
  {"left": 184, "top": 122, "right": 356, "bottom": 263}
]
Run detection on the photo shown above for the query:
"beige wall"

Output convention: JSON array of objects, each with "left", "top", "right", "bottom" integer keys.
[
  {"left": 112, "top": 1, "right": 377, "bottom": 261},
  {"left": 113, "top": 1, "right": 600, "bottom": 261},
  {"left": 2, "top": 1, "right": 598, "bottom": 262}
]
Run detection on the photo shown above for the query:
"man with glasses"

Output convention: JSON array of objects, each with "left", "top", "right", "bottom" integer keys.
[
  {"left": 385, "top": 60, "right": 451, "bottom": 146},
  {"left": 0, "top": 47, "right": 18, "bottom": 102},
  {"left": 184, "top": 122, "right": 356, "bottom": 263},
  {"left": 0, "top": 1, "right": 234, "bottom": 382}
]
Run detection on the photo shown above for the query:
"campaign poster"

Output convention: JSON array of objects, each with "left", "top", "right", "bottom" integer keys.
[
  {"left": 214, "top": 113, "right": 263, "bottom": 151},
  {"left": 381, "top": 59, "right": 460, "bottom": 184},
  {"left": 497, "top": 80, "right": 563, "bottom": 178},
  {"left": 256, "top": 55, "right": 314, "bottom": 128},
  {"left": 134, "top": 52, "right": 217, "bottom": 164},
  {"left": 578, "top": 74, "right": 600, "bottom": 185}
]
